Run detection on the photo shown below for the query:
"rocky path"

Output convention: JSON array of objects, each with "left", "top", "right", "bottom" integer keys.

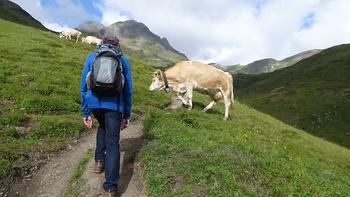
[{"left": 7, "top": 121, "right": 146, "bottom": 197}]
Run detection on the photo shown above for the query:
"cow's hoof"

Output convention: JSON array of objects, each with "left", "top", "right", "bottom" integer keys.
[{"left": 223, "top": 117, "right": 228, "bottom": 121}]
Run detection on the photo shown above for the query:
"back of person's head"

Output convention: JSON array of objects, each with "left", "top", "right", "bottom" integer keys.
[{"left": 102, "top": 35, "right": 119, "bottom": 46}]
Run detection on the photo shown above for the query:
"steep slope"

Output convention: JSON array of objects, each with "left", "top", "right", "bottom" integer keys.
[
  {"left": 140, "top": 99, "right": 350, "bottom": 196},
  {"left": 236, "top": 44, "right": 350, "bottom": 148},
  {"left": 0, "top": 0, "right": 46, "bottom": 30},
  {"left": 78, "top": 20, "right": 187, "bottom": 67},
  {"left": 233, "top": 49, "right": 321, "bottom": 74}
]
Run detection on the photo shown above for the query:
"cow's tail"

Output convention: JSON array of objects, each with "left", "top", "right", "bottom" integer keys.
[{"left": 226, "top": 72, "right": 234, "bottom": 109}]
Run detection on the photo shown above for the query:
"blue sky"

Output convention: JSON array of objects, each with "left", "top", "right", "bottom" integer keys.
[
  {"left": 38, "top": 0, "right": 102, "bottom": 27},
  {"left": 301, "top": 12, "right": 316, "bottom": 30},
  {"left": 12, "top": 0, "right": 350, "bottom": 65}
]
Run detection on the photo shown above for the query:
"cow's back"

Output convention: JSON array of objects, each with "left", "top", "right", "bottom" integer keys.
[{"left": 167, "top": 61, "right": 230, "bottom": 92}]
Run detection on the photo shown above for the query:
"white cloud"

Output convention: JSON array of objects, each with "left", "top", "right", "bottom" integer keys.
[
  {"left": 12, "top": 0, "right": 99, "bottom": 30},
  {"left": 99, "top": 0, "right": 350, "bottom": 65},
  {"left": 11, "top": 0, "right": 350, "bottom": 65},
  {"left": 43, "top": 22, "right": 68, "bottom": 32}
]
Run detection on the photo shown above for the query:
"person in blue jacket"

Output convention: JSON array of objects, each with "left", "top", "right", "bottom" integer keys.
[{"left": 80, "top": 35, "right": 132, "bottom": 196}]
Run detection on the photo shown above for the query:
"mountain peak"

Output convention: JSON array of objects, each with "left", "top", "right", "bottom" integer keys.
[
  {"left": 104, "top": 20, "right": 186, "bottom": 58},
  {"left": 77, "top": 19, "right": 187, "bottom": 66},
  {"left": 77, "top": 20, "right": 105, "bottom": 36}
]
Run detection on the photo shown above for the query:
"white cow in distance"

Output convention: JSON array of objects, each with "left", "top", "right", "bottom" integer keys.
[
  {"left": 82, "top": 36, "right": 102, "bottom": 45},
  {"left": 149, "top": 61, "right": 235, "bottom": 120},
  {"left": 59, "top": 28, "right": 82, "bottom": 43}
]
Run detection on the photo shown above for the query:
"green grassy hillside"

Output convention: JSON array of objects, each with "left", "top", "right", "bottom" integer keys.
[
  {"left": 236, "top": 44, "right": 350, "bottom": 148},
  {"left": 0, "top": 19, "right": 349, "bottom": 196},
  {"left": 0, "top": 18, "right": 166, "bottom": 181},
  {"left": 0, "top": 0, "right": 47, "bottom": 30},
  {"left": 140, "top": 100, "right": 350, "bottom": 196},
  {"left": 0, "top": 18, "right": 90, "bottom": 180}
]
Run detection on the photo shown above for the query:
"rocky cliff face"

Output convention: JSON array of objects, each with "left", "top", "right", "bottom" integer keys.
[
  {"left": 78, "top": 19, "right": 187, "bottom": 67},
  {"left": 101, "top": 20, "right": 186, "bottom": 58}
]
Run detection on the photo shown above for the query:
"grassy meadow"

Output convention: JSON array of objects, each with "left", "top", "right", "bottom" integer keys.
[{"left": 0, "top": 18, "right": 349, "bottom": 196}]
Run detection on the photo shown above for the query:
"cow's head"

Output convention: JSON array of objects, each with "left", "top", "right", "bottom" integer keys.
[
  {"left": 59, "top": 32, "right": 64, "bottom": 38},
  {"left": 149, "top": 69, "right": 166, "bottom": 92}
]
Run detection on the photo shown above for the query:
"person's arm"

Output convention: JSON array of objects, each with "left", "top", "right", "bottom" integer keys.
[
  {"left": 80, "top": 53, "right": 94, "bottom": 119},
  {"left": 121, "top": 56, "right": 132, "bottom": 120}
]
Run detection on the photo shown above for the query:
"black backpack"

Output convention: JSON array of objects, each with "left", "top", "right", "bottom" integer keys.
[{"left": 86, "top": 44, "right": 124, "bottom": 96}]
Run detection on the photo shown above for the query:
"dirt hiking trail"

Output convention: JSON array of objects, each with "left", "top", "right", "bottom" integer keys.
[
  {"left": 81, "top": 121, "right": 146, "bottom": 197},
  {"left": 8, "top": 121, "right": 146, "bottom": 197}
]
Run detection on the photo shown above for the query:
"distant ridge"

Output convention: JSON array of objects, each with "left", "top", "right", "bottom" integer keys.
[{"left": 228, "top": 49, "right": 321, "bottom": 74}]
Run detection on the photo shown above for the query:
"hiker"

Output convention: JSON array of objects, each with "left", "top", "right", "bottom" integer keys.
[{"left": 80, "top": 35, "right": 132, "bottom": 197}]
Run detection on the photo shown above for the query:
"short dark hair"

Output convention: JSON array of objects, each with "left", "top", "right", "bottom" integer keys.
[{"left": 102, "top": 36, "right": 119, "bottom": 46}]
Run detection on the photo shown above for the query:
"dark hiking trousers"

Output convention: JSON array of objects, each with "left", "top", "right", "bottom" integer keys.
[{"left": 93, "top": 109, "right": 122, "bottom": 192}]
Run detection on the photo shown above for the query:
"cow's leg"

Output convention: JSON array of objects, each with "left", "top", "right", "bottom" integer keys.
[
  {"left": 177, "top": 95, "right": 188, "bottom": 105},
  {"left": 202, "top": 101, "right": 216, "bottom": 112},
  {"left": 185, "top": 86, "right": 193, "bottom": 110},
  {"left": 223, "top": 93, "right": 231, "bottom": 121},
  {"left": 203, "top": 92, "right": 221, "bottom": 112}
]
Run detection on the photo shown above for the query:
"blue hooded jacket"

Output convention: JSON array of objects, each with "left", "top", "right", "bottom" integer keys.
[{"left": 80, "top": 50, "right": 132, "bottom": 119}]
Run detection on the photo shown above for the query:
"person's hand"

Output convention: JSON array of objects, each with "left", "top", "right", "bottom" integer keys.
[
  {"left": 121, "top": 119, "right": 130, "bottom": 130},
  {"left": 83, "top": 116, "right": 93, "bottom": 129}
]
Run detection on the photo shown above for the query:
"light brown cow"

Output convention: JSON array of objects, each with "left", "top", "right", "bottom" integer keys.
[{"left": 149, "top": 61, "right": 234, "bottom": 120}]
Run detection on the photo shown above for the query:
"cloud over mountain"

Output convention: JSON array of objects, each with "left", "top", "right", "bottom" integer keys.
[{"left": 12, "top": 0, "right": 350, "bottom": 65}]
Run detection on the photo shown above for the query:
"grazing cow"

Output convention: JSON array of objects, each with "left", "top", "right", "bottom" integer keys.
[
  {"left": 82, "top": 36, "right": 102, "bottom": 45},
  {"left": 149, "top": 61, "right": 234, "bottom": 120},
  {"left": 59, "top": 28, "right": 82, "bottom": 43}
]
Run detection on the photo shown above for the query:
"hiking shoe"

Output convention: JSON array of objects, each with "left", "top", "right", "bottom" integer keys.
[
  {"left": 93, "top": 160, "right": 104, "bottom": 174},
  {"left": 105, "top": 191, "right": 117, "bottom": 197}
]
